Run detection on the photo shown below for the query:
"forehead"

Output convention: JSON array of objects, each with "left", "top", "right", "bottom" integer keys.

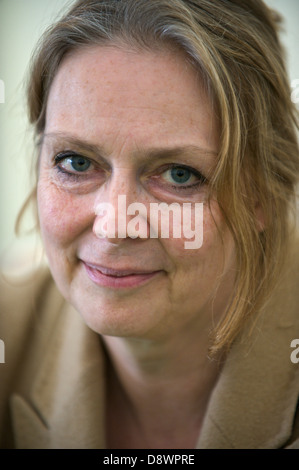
[{"left": 45, "top": 45, "right": 218, "bottom": 153}]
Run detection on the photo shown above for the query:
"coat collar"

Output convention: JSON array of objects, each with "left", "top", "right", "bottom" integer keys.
[
  {"left": 197, "top": 298, "right": 299, "bottom": 448},
  {"left": 11, "top": 302, "right": 107, "bottom": 449}
]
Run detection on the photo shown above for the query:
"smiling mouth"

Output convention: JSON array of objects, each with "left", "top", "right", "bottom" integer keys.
[{"left": 82, "top": 261, "right": 163, "bottom": 288}]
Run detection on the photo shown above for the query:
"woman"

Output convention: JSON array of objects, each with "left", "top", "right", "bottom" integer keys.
[{"left": 0, "top": 0, "right": 298, "bottom": 449}]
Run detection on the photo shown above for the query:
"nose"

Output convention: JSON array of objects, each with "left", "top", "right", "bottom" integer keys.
[{"left": 92, "top": 168, "right": 149, "bottom": 243}]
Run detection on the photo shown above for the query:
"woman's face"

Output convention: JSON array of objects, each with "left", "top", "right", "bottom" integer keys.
[{"left": 37, "top": 45, "right": 236, "bottom": 341}]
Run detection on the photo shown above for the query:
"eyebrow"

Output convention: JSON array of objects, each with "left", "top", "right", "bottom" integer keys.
[
  {"left": 41, "top": 132, "right": 218, "bottom": 161},
  {"left": 41, "top": 132, "right": 104, "bottom": 156}
]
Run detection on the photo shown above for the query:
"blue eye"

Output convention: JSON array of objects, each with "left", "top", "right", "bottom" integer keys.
[
  {"left": 66, "top": 155, "right": 91, "bottom": 172},
  {"left": 161, "top": 166, "right": 202, "bottom": 186},
  {"left": 170, "top": 167, "right": 192, "bottom": 184},
  {"left": 55, "top": 152, "right": 92, "bottom": 174}
]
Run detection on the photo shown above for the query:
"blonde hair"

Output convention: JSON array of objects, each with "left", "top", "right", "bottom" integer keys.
[{"left": 22, "top": 0, "right": 299, "bottom": 354}]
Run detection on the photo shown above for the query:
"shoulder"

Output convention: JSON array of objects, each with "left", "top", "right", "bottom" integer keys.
[
  {"left": 0, "top": 260, "right": 64, "bottom": 358},
  {"left": 266, "top": 233, "right": 299, "bottom": 325},
  {"left": 260, "top": 233, "right": 299, "bottom": 448},
  {"left": 282, "top": 234, "right": 299, "bottom": 448},
  {"left": 0, "top": 260, "right": 65, "bottom": 448}
]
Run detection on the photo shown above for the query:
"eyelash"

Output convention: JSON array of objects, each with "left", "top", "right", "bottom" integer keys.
[
  {"left": 54, "top": 151, "right": 96, "bottom": 180},
  {"left": 156, "top": 164, "right": 207, "bottom": 191},
  {"left": 53, "top": 152, "right": 207, "bottom": 190}
]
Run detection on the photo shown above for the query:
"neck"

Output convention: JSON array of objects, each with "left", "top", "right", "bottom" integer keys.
[{"left": 102, "top": 325, "right": 223, "bottom": 448}]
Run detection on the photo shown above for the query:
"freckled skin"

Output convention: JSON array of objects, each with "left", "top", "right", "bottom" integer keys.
[{"left": 37, "top": 46, "right": 236, "bottom": 342}]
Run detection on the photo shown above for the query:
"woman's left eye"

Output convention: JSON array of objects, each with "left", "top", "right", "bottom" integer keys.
[{"left": 160, "top": 165, "right": 206, "bottom": 187}]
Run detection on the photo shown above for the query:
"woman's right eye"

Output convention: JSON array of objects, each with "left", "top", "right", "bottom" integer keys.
[
  {"left": 54, "top": 152, "right": 93, "bottom": 174},
  {"left": 51, "top": 151, "right": 107, "bottom": 194}
]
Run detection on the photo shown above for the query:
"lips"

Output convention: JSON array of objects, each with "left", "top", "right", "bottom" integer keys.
[{"left": 82, "top": 261, "right": 163, "bottom": 288}]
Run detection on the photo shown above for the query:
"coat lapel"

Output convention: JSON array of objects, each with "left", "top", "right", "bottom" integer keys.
[
  {"left": 197, "top": 302, "right": 299, "bottom": 448},
  {"left": 11, "top": 302, "right": 107, "bottom": 449}
]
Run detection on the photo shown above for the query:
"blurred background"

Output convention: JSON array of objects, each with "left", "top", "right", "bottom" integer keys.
[{"left": 0, "top": 0, "right": 298, "bottom": 272}]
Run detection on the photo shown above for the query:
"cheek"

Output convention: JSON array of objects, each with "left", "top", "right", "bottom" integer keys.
[
  {"left": 37, "top": 179, "right": 94, "bottom": 248},
  {"left": 164, "top": 203, "right": 232, "bottom": 271}
]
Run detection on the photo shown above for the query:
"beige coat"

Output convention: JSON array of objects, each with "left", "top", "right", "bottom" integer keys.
[{"left": 0, "top": 244, "right": 299, "bottom": 449}]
